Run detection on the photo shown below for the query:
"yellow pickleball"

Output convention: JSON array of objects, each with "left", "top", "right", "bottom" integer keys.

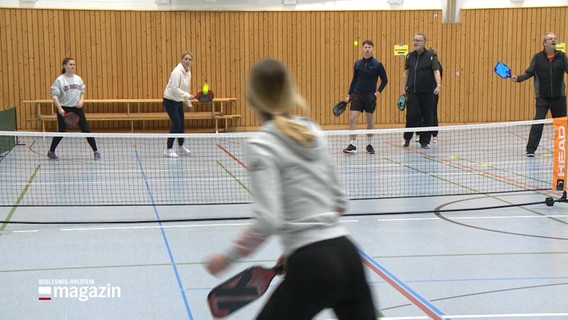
[
  {"left": 202, "top": 83, "right": 209, "bottom": 95},
  {"left": 353, "top": 40, "right": 358, "bottom": 47}
]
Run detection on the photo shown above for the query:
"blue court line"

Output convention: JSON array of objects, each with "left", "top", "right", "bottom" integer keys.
[
  {"left": 134, "top": 149, "right": 193, "bottom": 320},
  {"left": 358, "top": 250, "right": 449, "bottom": 320}
]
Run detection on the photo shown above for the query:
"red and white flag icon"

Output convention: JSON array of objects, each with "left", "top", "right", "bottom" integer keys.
[{"left": 38, "top": 287, "right": 52, "bottom": 301}]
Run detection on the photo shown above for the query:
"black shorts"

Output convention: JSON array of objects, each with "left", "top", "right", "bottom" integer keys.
[{"left": 350, "top": 92, "right": 377, "bottom": 113}]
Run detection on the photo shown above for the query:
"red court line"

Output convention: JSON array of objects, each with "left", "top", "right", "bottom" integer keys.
[
  {"left": 216, "top": 144, "right": 248, "bottom": 170},
  {"left": 359, "top": 251, "right": 446, "bottom": 320}
]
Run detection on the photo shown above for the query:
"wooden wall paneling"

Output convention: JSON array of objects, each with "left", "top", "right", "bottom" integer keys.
[
  {"left": 0, "top": 11, "right": 8, "bottom": 110},
  {"left": 18, "top": 10, "right": 28, "bottom": 106},
  {"left": 377, "top": 11, "right": 393, "bottom": 127},
  {"left": 393, "top": 11, "right": 410, "bottom": 125},
  {"left": 233, "top": 12, "right": 243, "bottom": 129},
  {"left": 500, "top": 8, "right": 515, "bottom": 121},
  {"left": 45, "top": 9, "right": 58, "bottom": 124},
  {"left": 462, "top": 10, "right": 477, "bottom": 123},
  {"left": 478, "top": 10, "right": 490, "bottom": 122},
  {"left": 297, "top": 12, "right": 308, "bottom": 119},
  {"left": 243, "top": 12, "right": 254, "bottom": 128},
  {"left": 321, "top": 12, "right": 335, "bottom": 127},
  {"left": 311, "top": 11, "right": 326, "bottom": 125},
  {"left": 111, "top": 11, "right": 124, "bottom": 129},
  {"left": 458, "top": 11, "right": 469, "bottom": 123},
  {"left": 11, "top": 10, "right": 22, "bottom": 123},
  {"left": 27, "top": 9, "right": 39, "bottom": 114},
  {"left": 100, "top": 11, "right": 113, "bottom": 129},
  {"left": 4, "top": 8, "right": 567, "bottom": 131},
  {"left": 439, "top": 23, "right": 458, "bottom": 125},
  {"left": 24, "top": 10, "right": 37, "bottom": 127}
]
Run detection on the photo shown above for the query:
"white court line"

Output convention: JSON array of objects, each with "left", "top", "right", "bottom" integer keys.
[
  {"left": 7, "top": 216, "right": 561, "bottom": 233},
  {"left": 57, "top": 219, "right": 359, "bottom": 232},
  {"left": 442, "top": 313, "right": 568, "bottom": 319},
  {"left": 374, "top": 314, "right": 568, "bottom": 320},
  {"left": 59, "top": 222, "right": 252, "bottom": 232}
]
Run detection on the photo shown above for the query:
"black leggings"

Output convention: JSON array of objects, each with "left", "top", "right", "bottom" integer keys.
[
  {"left": 256, "top": 236, "right": 377, "bottom": 320},
  {"left": 49, "top": 107, "right": 97, "bottom": 152}
]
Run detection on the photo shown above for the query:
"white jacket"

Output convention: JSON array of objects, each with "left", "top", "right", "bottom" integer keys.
[{"left": 163, "top": 63, "right": 191, "bottom": 102}]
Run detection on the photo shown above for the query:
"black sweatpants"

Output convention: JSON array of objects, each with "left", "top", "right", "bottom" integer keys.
[
  {"left": 256, "top": 236, "right": 377, "bottom": 320},
  {"left": 526, "top": 97, "right": 567, "bottom": 153},
  {"left": 49, "top": 107, "right": 97, "bottom": 152},
  {"left": 404, "top": 93, "right": 435, "bottom": 145}
]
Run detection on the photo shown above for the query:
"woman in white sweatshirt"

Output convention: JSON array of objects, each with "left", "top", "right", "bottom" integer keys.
[
  {"left": 205, "top": 59, "right": 376, "bottom": 320},
  {"left": 48, "top": 57, "right": 99, "bottom": 160},
  {"left": 162, "top": 51, "right": 194, "bottom": 157}
]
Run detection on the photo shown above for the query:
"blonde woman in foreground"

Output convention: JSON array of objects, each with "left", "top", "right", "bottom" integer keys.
[{"left": 205, "top": 59, "right": 377, "bottom": 320}]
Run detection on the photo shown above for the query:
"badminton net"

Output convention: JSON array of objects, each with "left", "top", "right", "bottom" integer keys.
[{"left": 0, "top": 119, "right": 557, "bottom": 207}]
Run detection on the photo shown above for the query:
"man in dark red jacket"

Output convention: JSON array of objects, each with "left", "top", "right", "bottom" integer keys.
[{"left": 512, "top": 32, "right": 568, "bottom": 157}]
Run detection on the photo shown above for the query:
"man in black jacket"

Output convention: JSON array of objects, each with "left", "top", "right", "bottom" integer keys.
[
  {"left": 512, "top": 32, "right": 568, "bottom": 157},
  {"left": 400, "top": 33, "right": 442, "bottom": 149},
  {"left": 343, "top": 40, "right": 388, "bottom": 154}
]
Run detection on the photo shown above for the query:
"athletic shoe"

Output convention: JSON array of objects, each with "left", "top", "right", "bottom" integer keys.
[
  {"left": 94, "top": 151, "right": 101, "bottom": 160},
  {"left": 177, "top": 145, "right": 191, "bottom": 155},
  {"left": 343, "top": 144, "right": 357, "bottom": 154},
  {"left": 421, "top": 143, "right": 430, "bottom": 149},
  {"left": 403, "top": 140, "right": 410, "bottom": 147},
  {"left": 432, "top": 137, "right": 437, "bottom": 144},
  {"left": 163, "top": 149, "right": 178, "bottom": 158},
  {"left": 366, "top": 144, "right": 375, "bottom": 154},
  {"left": 415, "top": 136, "right": 420, "bottom": 142},
  {"left": 47, "top": 151, "right": 58, "bottom": 160},
  {"left": 526, "top": 152, "right": 535, "bottom": 158}
]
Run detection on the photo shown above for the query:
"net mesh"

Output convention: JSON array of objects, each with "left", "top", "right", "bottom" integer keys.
[{"left": 0, "top": 119, "right": 555, "bottom": 207}]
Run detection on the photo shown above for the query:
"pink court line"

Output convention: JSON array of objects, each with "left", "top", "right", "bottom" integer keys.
[{"left": 358, "top": 250, "right": 447, "bottom": 320}]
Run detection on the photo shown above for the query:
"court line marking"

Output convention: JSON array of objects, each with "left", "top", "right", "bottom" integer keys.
[
  {"left": 8, "top": 214, "right": 564, "bottom": 232},
  {"left": 375, "top": 314, "right": 568, "bottom": 319},
  {"left": 358, "top": 250, "right": 448, "bottom": 320},
  {"left": 440, "top": 314, "right": 568, "bottom": 319},
  {"left": 382, "top": 139, "right": 564, "bottom": 199},
  {"left": 54, "top": 220, "right": 358, "bottom": 232},
  {"left": 216, "top": 143, "right": 248, "bottom": 169},
  {"left": 434, "top": 197, "right": 568, "bottom": 239},
  {"left": 134, "top": 147, "right": 194, "bottom": 320},
  {"left": 0, "top": 163, "right": 40, "bottom": 232}
]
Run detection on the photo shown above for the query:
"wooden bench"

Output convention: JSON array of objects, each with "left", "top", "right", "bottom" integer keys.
[{"left": 21, "top": 98, "right": 241, "bottom": 133}]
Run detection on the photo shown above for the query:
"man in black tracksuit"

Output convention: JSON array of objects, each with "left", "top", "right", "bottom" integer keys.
[
  {"left": 400, "top": 33, "right": 442, "bottom": 149},
  {"left": 512, "top": 32, "right": 568, "bottom": 157}
]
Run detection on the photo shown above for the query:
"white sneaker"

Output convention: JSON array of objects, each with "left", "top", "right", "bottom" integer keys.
[
  {"left": 177, "top": 145, "right": 191, "bottom": 155},
  {"left": 163, "top": 149, "right": 178, "bottom": 158}
]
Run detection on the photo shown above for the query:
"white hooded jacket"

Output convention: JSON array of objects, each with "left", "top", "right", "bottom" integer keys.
[{"left": 224, "top": 117, "right": 348, "bottom": 262}]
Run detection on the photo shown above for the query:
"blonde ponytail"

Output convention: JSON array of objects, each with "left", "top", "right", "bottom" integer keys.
[
  {"left": 247, "top": 59, "right": 317, "bottom": 147},
  {"left": 273, "top": 115, "right": 316, "bottom": 147}
]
